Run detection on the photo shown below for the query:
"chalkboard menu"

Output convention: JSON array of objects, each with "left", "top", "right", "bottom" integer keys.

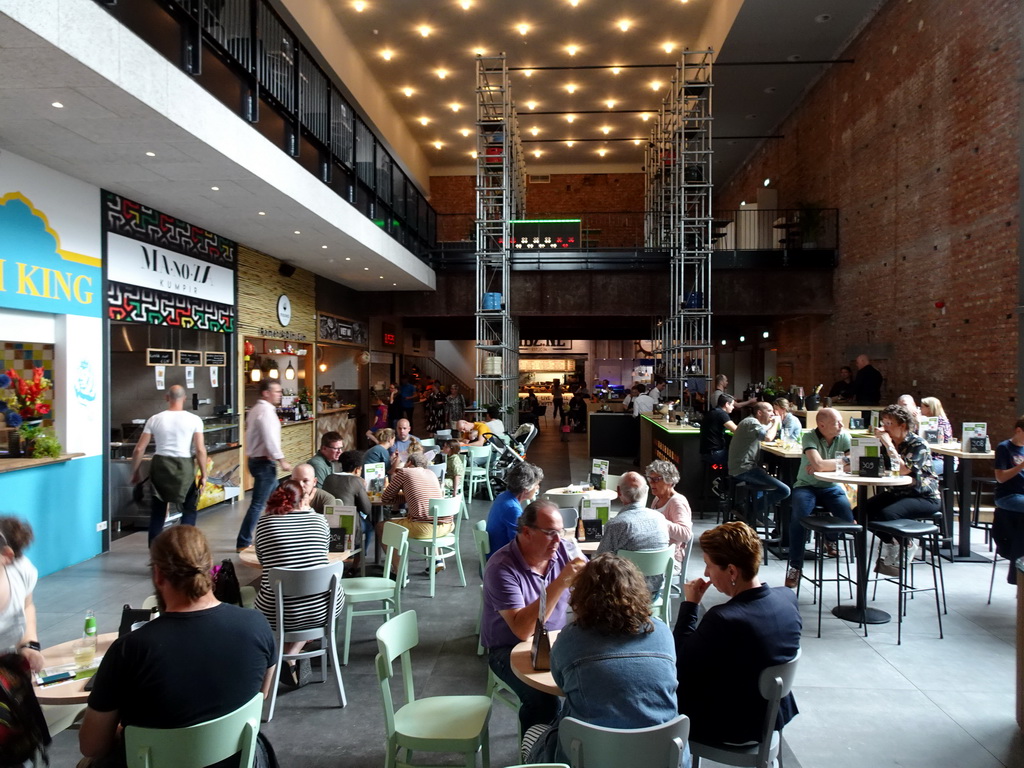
[
  {"left": 178, "top": 350, "right": 203, "bottom": 366},
  {"left": 318, "top": 313, "right": 368, "bottom": 346},
  {"left": 204, "top": 352, "right": 226, "bottom": 366},
  {"left": 146, "top": 348, "right": 175, "bottom": 366}
]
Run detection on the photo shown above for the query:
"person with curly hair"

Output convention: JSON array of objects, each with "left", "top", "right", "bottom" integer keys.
[
  {"left": 674, "top": 521, "right": 801, "bottom": 746},
  {"left": 524, "top": 553, "right": 679, "bottom": 763}
]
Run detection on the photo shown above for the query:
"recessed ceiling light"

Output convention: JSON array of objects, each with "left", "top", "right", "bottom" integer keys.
[
  {"left": 566, "top": 44, "right": 579, "bottom": 56},
  {"left": 459, "top": 128, "right": 471, "bottom": 137},
  {"left": 662, "top": 42, "right": 675, "bottom": 53},
  {"left": 321, "top": 245, "right": 328, "bottom": 249},
  {"left": 345, "top": 256, "right": 351, "bottom": 260},
  {"left": 526, "top": 101, "right": 537, "bottom": 110},
  {"left": 740, "top": 201, "right": 746, "bottom": 206},
  {"left": 739, "top": 335, "right": 746, "bottom": 342},
  {"left": 565, "top": 140, "right": 574, "bottom": 147},
  {"left": 617, "top": 19, "right": 631, "bottom": 32},
  {"left": 611, "top": 66, "right": 621, "bottom": 75},
  {"left": 433, "top": 141, "right": 443, "bottom": 149},
  {"left": 51, "top": 102, "right": 64, "bottom": 109},
  {"left": 763, "top": 178, "right": 771, "bottom": 186},
  {"left": 393, "top": 282, "right": 397, "bottom": 286},
  {"left": 633, "top": 139, "right": 641, "bottom": 145},
  {"left": 530, "top": 126, "right": 539, "bottom": 136},
  {"left": 600, "top": 125, "right": 611, "bottom": 135},
  {"left": 568, "top": 0, "right": 579, "bottom": 6},
  {"left": 364, "top": 267, "right": 369, "bottom": 271},
  {"left": 470, "top": 150, "right": 478, "bottom": 158},
  {"left": 605, "top": 99, "right": 616, "bottom": 109},
  {"left": 353, "top": 0, "right": 366, "bottom": 10},
  {"left": 436, "top": 68, "right": 449, "bottom": 79},
  {"left": 145, "top": 151, "right": 155, "bottom": 157},
  {"left": 517, "top": 23, "right": 529, "bottom": 35},
  {"left": 640, "top": 112, "right": 651, "bottom": 121},
  {"left": 379, "top": 275, "right": 384, "bottom": 279},
  {"left": 418, "top": 116, "right": 430, "bottom": 125},
  {"left": 522, "top": 69, "right": 534, "bottom": 77},
  {"left": 417, "top": 24, "right": 432, "bottom": 37},
  {"left": 533, "top": 149, "right": 542, "bottom": 157},
  {"left": 598, "top": 148, "right": 608, "bottom": 157},
  {"left": 450, "top": 102, "right": 461, "bottom": 112},
  {"left": 473, "top": 46, "right": 486, "bottom": 55},
  {"left": 381, "top": 49, "right": 394, "bottom": 61},
  {"left": 460, "top": 0, "right": 472, "bottom": 8},
  {"left": 402, "top": 87, "right": 414, "bottom": 97},
  {"left": 565, "top": 83, "right": 577, "bottom": 94},
  {"left": 566, "top": 114, "right": 576, "bottom": 123},
  {"left": 258, "top": 211, "right": 266, "bottom": 216},
  {"left": 210, "top": 186, "right": 219, "bottom": 191},
  {"left": 294, "top": 230, "right": 301, "bottom": 234},
  {"left": 650, "top": 80, "right": 663, "bottom": 90}
]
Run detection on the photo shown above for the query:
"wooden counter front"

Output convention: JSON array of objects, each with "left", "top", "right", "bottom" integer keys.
[
  {"left": 0, "top": 453, "right": 85, "bottom": 474},
  {"left": 639, "top": 415, "right": 703, "bottom": 502}
]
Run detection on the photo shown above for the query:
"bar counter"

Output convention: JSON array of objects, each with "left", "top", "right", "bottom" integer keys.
[{"left": 639, "top": 415, "right": 702, "bottom": 497}]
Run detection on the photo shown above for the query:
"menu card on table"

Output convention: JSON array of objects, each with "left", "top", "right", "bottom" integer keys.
[
  {"left": 364, "top": 462, "right": 387, "bottom": 501},
  {"left": 849, "top": 436, "right": 882, "bottom": 475},
  {"left": 919, "top": 416, "right": 939, "bottom": 443},
  {"left": 590, "top": 459, "right": 610, "bottom": 490},
  {"left": 324, "top": 504, "right": 359, "bottom": 552},
  {"left": 962, "top": 422, "right": 988, "bottom": 453},
  {"left": 581, "top": 497, "right": 611, "bottom": 524}
]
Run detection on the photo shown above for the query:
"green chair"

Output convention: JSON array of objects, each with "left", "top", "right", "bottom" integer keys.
[
  {"left": 407, "top": 497, "right": 466, "bottom": 598},
  {"left": 464, "top": 446, "right": 494, "bottom": 501},
  {"left": 341, "top": 521, "right": 410, "bottom": 665},
  {"left": 419, "top": 437, "right": 437, "bottom": 448},
  {"left": 375, "top": 610, "right": 492, "bottom": 768},
  {"left": 559, "top": 713, "right": 690, "bottom": 768},
  {"left": 124, "top": 692, "right": 263, "bottom": 768},
  {"left": 617, "top": 547, "right": 676, "bottom": 625},
  {"left": 264, "top": 561, "right": 347, "bottom": 722},
  {"left": 690, "top": 649, "right": 801, "bottom": 768}
]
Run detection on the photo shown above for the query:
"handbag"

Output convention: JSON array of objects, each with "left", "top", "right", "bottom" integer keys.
[
  {"left": 530, "top": 585, "right": 551, "bottom": 670},
  {"left": 212, "top": 558, "right": 243, "bottom": 606}
]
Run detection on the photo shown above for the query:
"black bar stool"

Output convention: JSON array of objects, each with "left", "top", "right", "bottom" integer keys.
[
  {"left": 726, "top": 477, "right": 781, "bottom": 564},
  {"left": 798, "top": 515, "right": 861, "bottom": 637},
  {"left": 866, "top": 518, "right": 945, "bottom": 645}
]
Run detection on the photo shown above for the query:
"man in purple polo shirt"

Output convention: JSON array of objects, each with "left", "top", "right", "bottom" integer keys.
[{"left": 482, "top": 500, "right": 588, "bottom": 733}]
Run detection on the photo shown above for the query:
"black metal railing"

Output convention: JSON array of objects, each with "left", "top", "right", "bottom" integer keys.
[
  {"left": 93, "top": 0, "right": 437, "bottom": 259},
  {"left": 711, "top": 208, "right": 839, "bottom": 252}
]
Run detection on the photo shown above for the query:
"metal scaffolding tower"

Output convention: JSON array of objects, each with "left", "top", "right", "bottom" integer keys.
[
  {"left": 474, "top": 54, "right": 525, "bottom": 419},
  {"left": 645, "top": 50, "right": 713, "bottom": 400}
]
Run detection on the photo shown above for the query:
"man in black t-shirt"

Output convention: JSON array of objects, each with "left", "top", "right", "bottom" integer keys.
[
  {"left": 79, "top": 527, "right": 275, "bottom": 768},
  {"left": 853, "top": 354, "right": 883, "bottom": 405},
  {"left": 700, "top": 394, "right": 739, "bottom": 469}
]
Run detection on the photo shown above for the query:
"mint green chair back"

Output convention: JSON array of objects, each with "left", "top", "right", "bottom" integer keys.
[
  {"left": 419, "top": 438, "right": 437, "bottom": 447},
  {"left": 342, "top": 521, "right": 409, "bottom": 665},
  {"left": 473, "top": 521, "right": 490, "bottom": 655},
  {"left": 559, "top": 713, "right": 690, "bottom": 768},
  {"left": 464, "top": 446, "right": 494, "bottom": 501},
  {"left": 617, "top": 547, "right": 676, "bottom": 625},
  {"left": 125, "top": 692, "right": 263, "bottom": 768},
  {"left": 407, "top": 497, "right": 465, "bottom": 597},
  {"left": 375, "top": 610, "right": 492, "bottom": 768}
]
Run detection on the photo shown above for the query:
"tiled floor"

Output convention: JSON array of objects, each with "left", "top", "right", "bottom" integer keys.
[{"left": 37, "top": 422, "right": 1024, "bottom": 767}]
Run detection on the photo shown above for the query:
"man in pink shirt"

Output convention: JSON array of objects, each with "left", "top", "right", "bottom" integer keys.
[{"left": 235, "top": 380, "right": 292, "bottom": 550}]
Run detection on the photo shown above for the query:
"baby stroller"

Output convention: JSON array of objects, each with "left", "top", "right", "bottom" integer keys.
[{"left": 486, "top": 424, "right": 537, "bottom": 493}]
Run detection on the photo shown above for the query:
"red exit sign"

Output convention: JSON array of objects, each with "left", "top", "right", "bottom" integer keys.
[{"left": 383, "top": 332, "right": 396, "bottom": 346}]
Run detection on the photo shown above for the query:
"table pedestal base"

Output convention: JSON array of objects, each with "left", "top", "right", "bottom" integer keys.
[{"left": 833, "top": 605, "right": 891, "bottom": 625}]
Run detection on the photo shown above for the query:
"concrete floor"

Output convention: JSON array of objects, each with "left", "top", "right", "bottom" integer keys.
[{"left": 36, "top": 421, "right": 1024, "bottom": 767}]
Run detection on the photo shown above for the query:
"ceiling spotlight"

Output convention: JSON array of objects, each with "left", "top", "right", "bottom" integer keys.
[
  {"left": 379, "top": 275, "right": 384, "bottom": 279},
  {"left": 436, "top": 68, "right": 448, "bottom": 79},
  {"left": 433, "top": 141, "right": 443, "bottom": 149},
  {"left": 364, "top": 267, "right": 369, "bottom": 271},
  {"left": 568, "top": 0, "right": 579, "bottom": 5},
  {"left": 633, "top": 139, "right": 641, "bottom": 145},
  {"left": 762, "top": 331, "right": 770, "bottom": 338},
  {"left": 293, "top": 230, "right": 301, "bottom": 234},
  {"left": 51, "top": 102, "right": 64, "bottom": 109},
  {"left": 417, "top": 24, "right": 432, "bottom": 37},
  {"left": 402, "top": 87, "right": 414, "bottom": 97},
  {"left": 739, "top": 335, "right": 746, "bottom": 343},
  {"left": 662, "top": 42, "right": 675, "bottom": 53},
  {"left": 470, "top": 150, "right": 478, "bottom": 158},
  {"left": 530, "top": 126, "right": 540, "bottom": 136},
  {"left": 321, "top": 245, "right": 328, "bottom": 249},
  {"left": 565, "top": 114, "right": 576, "bottom": 123},
  {"left": 640, "top": 112, "right": 651, "bottom": 121},
  {"left": 533, "top": 149, "right": 542, "bottom": 158},
  {"left": 605, "top": 99, "right": 616, "bottom": 109},
  {"left": 650, "top": 80, "right": 663, "bottom": 90},
  {"left": 522, "top": 69, "right": 534, "bottom": 77},
  {"left": 210, "top": 186, "right": 219, "bottom": 191},
  {"left": 611, "top": 66, "right": 621, "bottom": 75},
  {"left": 617, "top": 19, "right": 631, "bottom": 32},
  {"left": 565, "top": 140, "right": 575, "bottom": 147},
  {"left": 460, "top": 0, "right": 472, "bottom": 8},
  {"left": 145, "top": 151, "right": 155, "bottom": 157},
  {"left": 526, "top": 100, "right": 537, "bottom": 110},
  {"left": 450, "top": 102, "right": 461, "bottom": 111},
  {"left": 381, "top": 49, "right": 394, "bottom": 61},
  {"left": 566, "top": 45, "right": 579, "bottom": 56},
  {"left": 721, "top": 339, "right": 726, "bottom": 346},
  {"left": 565, "top": 83, "right": 577, "bottom": 94},
  {"left": 258, "top": 211, "right": 266, "bottom": 216},
  {"left": 763, "top": 178, "right": 771, "bottom": 186},
  {"left": 598, "top": 148, "right": 608, "bottom": 157},
  {"left": 418, "top": 116, "right": 430, "bottom": 125},
  {"left": 459, "top": 128, "right": 471, "bottom": 136},
  {"left": 600, "top": 125, "right": 611, "bottom": 135},
  {"left": 517, "top": 23, "right": 529, "bottom": 35},
  {"left": 473, "top": 46, "right": 486, "bottom": 55},
  {"left": 345, "top": 257, "right": 351, "bottom": 260},
  {"left": 353, "top": 0, "right": 366, "bottom": 10},
  {"left": 393, "top": 283, "right": 397, "bottom": 286}
]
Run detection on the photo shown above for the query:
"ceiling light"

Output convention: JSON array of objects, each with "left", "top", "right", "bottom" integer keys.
[
  {"left": 470, "top": 150, "right": 478, "bottom": 158},
  {"left": 739, "top": 335, "right": 746, "bottom": 342},
  {"left": 364, "top": 267, "right": 369, "bottom": 271},
  {"left": 450, "top": 102, "right": 462, "bottom": 112},
  {"left": 145, "top": 151, "right": 155, "bottom": 157},
  {"left": 617, "top": 19, "right": 631, "bottom": 32},
  {"left": 526, "top": 101, "right": 537, "bottom": 110},
  {"left": 285, "top": 362, "right": 295, "bottom": 380},
  {"left": 530, "top": 126, "right": 539, "bottom": 136},
  {"left": 418, "top": 116, "right": 430, "bottom": 125},
  {"left": 598, "top": 148, "right": 607, "bottom": 157},
  {"left": 353, "top": 0, "right": 366, "bottom": 10},
  {"left": 345, "top": 257, "right": 351, "bottom": 260},
  {"left": 640, "top": 112, "right": 651, "bottom": 121},
  {"left": 417, "top": 24, "right": 432, "bottom": 37},
  {"left": 633, "top": 139, "right": 641, "bottom": 145},
  {"left": 740, "top": 201, "right": 746, "bottom": 206},
  {"left": 402, "top": 87, "right": 414, "bottom": 97},
  {"left": 762, "top": 331, "right": 770, "bottom": 338},
  {"left": 473, "top": 46, "right": 486, "bottom": 55},
  {"left": 51, "top": 101, "right": 65, "bottom": 109},
  {"left": 433, "top": 141, "right": 443, "bottom": 149},
  {"left": 321, "top": 245, "right": 328, "bottom": 249},
  {"left": 565, "top": 83, "right": 577, "bottom": 94},
  {"left": 210, "top": 186, "right": 219, "bottom": 191},
  {"left": 566, "top": 45, "right": 579, "bottom": 56},
  {"left": 605, "top": 99, "right": 616, "bottom": 109},
  {"left": 436, "top": 68, "right": 448, "bottom": 79},
  {"left": 721, "top": 340, "right": 726, "bottom": 346},
  {"left": 763, "top": 178, "right": 771, "bottom": 186},
  {"left": 663, "top": 42, "right": 675, "bottom": 53},
  {"left": 680, "top": 0, "right": 689, "bottom": 4},
  {"left": 650, "top": 80, "right": 663, "bottom": 90},
  {"left": 600, "top": 125, "right": 611, "bottom": 134},
  {"left": 460, "top": 0, "right": 472, "bottom": 8},
  {"left": 381, "top": 49, "right": 394, "bottom": 61},
  {"left": 393, "top": 283, "right": 397, "bottom": 286},
  {"left": 568, "top": 0, "right": 579, "bottom": 6},
  {"left": 319, "top": 362, "right": 327, "bottom": 373},
  {"left": 522, "top": 69, "right": 534, "bottom": 77},
  {"left": 517, "top": 23, "right": 529, "bottom": 35},
  {"left": 566, "top": 140, "right": 575, "bottom": 147},
  {"left": 611, "top": 66, "right": 621, "bottom": 75},
  {"left": 258, "top": 211, "right": 266, "bottom": 216},
  {"left": 294, "top": 230, "right": 301, "bottom": 234},
  {"left": 533, "top": 149, "right": 542, "bottom": 158},
  {"left": 459, "top": 128, "right": 471, "bottom": 137},
  {"left": 379, "top": 275, "right": 384, "bottom": 279},
  {"left": 566, "top": 114, "right": 576, "bottom": 123}
]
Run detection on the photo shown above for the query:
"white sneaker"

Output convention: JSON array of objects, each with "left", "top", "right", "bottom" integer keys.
[
  {"left": 904, "top": 540, "right": 920, "bottom": 563},
  {"left": 879, "top": 542, "right": 900, "bottom": 567}
]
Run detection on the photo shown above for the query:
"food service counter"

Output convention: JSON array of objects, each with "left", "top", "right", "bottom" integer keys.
[{"left": 640, "top": 415, "right": 703, "bottom": 498}]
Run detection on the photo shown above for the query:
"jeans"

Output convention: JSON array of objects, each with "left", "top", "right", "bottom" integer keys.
[
  {"left": 861, "top": 493, "right": 940, "bottom": 543},
  {"left": 236, "top": 458, "right": 278, "bottom": 548},
  {"left": 148, "top": 480, "right": 200, "bottom": 546},
  {"left": 788, "top": 485, "right": 854, "bottom": 569},
  {"left": 995, "top": 494, "right": 1024, "bottom": 513},
  {"left": 732, "top": 468, "right": 790, "bottom": 523},
  {"left": 489, "top": 645, "right": 560, "bottom": 734}
]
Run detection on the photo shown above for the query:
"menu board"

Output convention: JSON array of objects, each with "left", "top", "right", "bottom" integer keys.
[
  {"left": 146, "top": 348, "right": 175, "bottom": 366},
  {"left": 178, "top": 350, "right": 203, "bottom": 366},
  {"left": 204, "top": 352, "right": 226, "bottom": 366}
]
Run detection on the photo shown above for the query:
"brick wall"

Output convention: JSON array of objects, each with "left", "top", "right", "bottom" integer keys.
[{"left": 716, "top": 0, "right": 1020, "bottom": 428}]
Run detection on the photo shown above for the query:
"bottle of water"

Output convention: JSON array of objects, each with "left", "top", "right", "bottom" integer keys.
[{"left": 74, "top": 610, "right": 97, "bottom": 667}]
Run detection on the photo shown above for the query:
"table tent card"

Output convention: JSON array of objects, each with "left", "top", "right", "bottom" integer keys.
[
  {"left": 364, "top": 462, "right": 387, "bottom": 501},
  {"left": 324, "top": 504, "right": 359, "bottom": 551},
  {"left": 590, "top": 459, "right": 610, "bottom": 490},
  {"left": 920, "top": 416, "right": 940, "bottom": 444},
  {"left": 962, "top": 422, "right": 988, "bottom": 453},
  {"left": 849, "top": 436, "right": 882, "bottom": 476}
]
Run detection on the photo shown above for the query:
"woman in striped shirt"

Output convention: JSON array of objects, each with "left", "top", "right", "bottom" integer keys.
[{"left": 254, "top": 479, "right": 344, "bottom": 678}]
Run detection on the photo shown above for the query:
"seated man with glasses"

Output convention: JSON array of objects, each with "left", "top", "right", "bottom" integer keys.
[
  {"left": 481, "top": 500, "right": 587, "bottom": 736},
  {"left": 306, "top": 431, "right": 344, "bottom": 488}
]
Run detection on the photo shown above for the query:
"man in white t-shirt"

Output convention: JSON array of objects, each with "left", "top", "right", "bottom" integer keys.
[{"left": 131, "top": 385, "right": 207, "bottom": 545}]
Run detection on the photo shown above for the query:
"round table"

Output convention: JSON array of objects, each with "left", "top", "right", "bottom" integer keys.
[
  {"left": 34, "top": 632, "right": 118, "bottom": 705},
  {"left": 510, "top": 630, "right": 563, "bottom": 696},
  {"left": 813, "top": 471, "right": 912, "bottom": 625},
  {"left": 237, "top": 547, "right": 354, "bottom": 569}
]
